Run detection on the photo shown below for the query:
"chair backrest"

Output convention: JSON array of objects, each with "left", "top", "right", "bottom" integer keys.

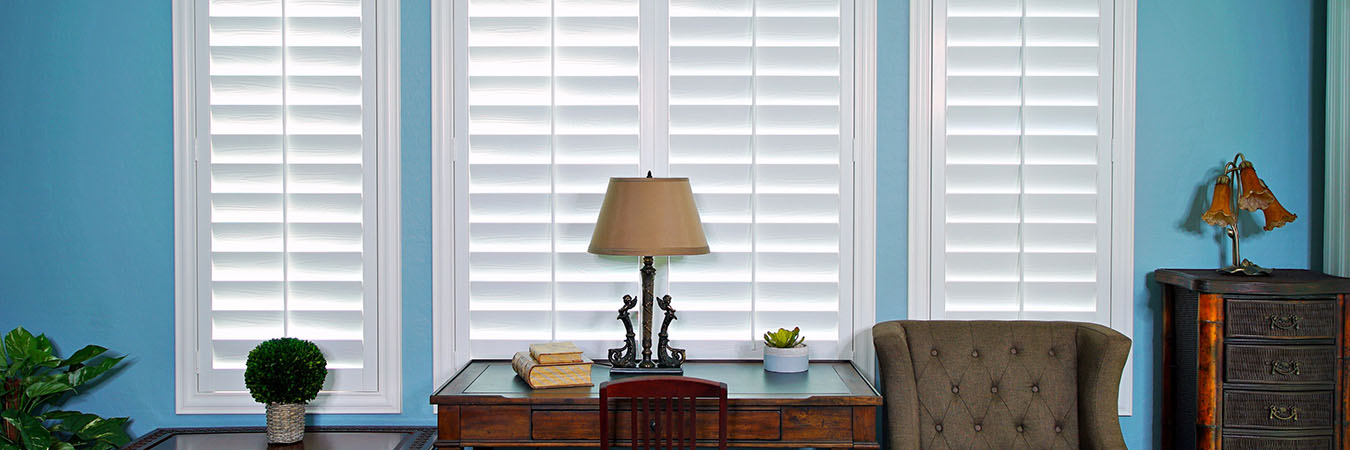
[
  {"left": 599, "top": 376, "right": 728, "bottom": 450},
  {"left": 877, "top": 321, "right": 1083, "bottom": 449}
]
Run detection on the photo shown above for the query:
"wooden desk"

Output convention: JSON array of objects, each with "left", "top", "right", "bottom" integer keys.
[
  {"left": 430, "top": 360, "right": 882, "bottom": 449},
  {"left": 122, "top": 426, "right": 436, "bottom": 450}
]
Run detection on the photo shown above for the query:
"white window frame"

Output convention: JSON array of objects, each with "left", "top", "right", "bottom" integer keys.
[
  {"left": 907, "top": 0, "right": 1136, "bottom": 415},
  {"left": 172, "top": 0, "right": 402, "bottom": 414},
  {"left": 430, "top": 0, "right": 878, "bottom": 386}
]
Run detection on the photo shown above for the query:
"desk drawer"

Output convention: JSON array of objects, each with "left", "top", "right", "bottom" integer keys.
[
  {"left": 1225, "top": 345, "right": 1337, "bottom": 385},
  {"left": 532, "top": 409, "right": 781, "bottom": 440},
  {"left": 1226, "top": 299, "right": 1337, "bottom": 340},
  {"left": 1222, "top": 390, "right": 1334, "bottom": 430},
  {"left": 1222, "top": 435, "right": 1333, "bottom": 450}
]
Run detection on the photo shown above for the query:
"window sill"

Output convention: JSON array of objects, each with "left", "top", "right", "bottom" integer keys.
[{"left": 176, "top": 390, "right": 401, "bottom": 415}]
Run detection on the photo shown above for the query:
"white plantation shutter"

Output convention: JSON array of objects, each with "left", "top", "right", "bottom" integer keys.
[
  {"left": 930, "top": 0, "right": 1113, "bottom": 323},
  {"left": 458, "top": 0, "right": 643, "bottom": 358},
  {"left": 198, "top": 0, "right": 378, "bottom": 393},
  {"left": 665, "top": 0, "right": 851, "bottom": 358},
  {"left": 454, "top": 0, "right": 854, "bottom": 361}
]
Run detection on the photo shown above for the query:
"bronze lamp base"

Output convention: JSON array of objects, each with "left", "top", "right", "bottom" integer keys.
[{"left": 606, "top": 256, "right": 687, "bottom": 374}]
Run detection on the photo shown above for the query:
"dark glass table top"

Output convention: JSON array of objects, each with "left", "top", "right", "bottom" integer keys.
[
  {"left": 122, "top": 427, "right": 435, "bottom": 450},
  {"left": 432, "top": 360, "right": 881, "bottom": 405},
  {"left": 464, "top": 361, "right": 850, "bottom": 396}
]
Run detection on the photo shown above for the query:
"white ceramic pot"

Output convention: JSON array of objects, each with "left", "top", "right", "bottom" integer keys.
[{"left": 763, "top": 344, "right": 809, "bottom": 373}]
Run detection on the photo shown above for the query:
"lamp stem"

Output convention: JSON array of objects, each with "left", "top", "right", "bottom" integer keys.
[
  {"left": 1230, "top": 166, "right": 1240, "bottom": 268},
  {"left": 1218, "top": 153, "right": 1269, "bottom": 275},
  {"left": 639, "top": 255, "right": 656, "bottom": 368}
]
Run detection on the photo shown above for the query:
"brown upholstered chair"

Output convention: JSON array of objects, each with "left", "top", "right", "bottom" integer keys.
[{"left": 873, "top": 320, "right": 1130, "bottom": 450}]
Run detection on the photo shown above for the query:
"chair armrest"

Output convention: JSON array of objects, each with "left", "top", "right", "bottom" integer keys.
[
  {"left": 1075, "top": 322, "right": 1131, "bottom": 450},
  {"left": 872, "top": 321, "right": 921, "bottom": 450}
]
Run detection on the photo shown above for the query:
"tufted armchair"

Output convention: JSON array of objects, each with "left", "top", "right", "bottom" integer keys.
[{"left": 873, "top": 320, "right": 1130, "bottom": 450}]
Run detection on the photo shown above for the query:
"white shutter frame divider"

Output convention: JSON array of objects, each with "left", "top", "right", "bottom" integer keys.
[
  {"left": 851, "top": 0, "right": 878, "bottom": 382},
  {"left": 431, "top": 0, "right": 459, "bottom": 390},
  {"left": 174, "top": 0, "right": 401, "bottom": 414}
]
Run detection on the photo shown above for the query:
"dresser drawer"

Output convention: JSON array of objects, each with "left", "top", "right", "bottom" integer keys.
[
  {"left": 1225, "top": 299, "right": 1337, "bottom": 340},
  {"left": 1222, "top": 390, "right": 1334, "bottom": 430},
  {"left": 1222, "top": 435, "right": 1333, "bottom": 450},
  {"left": 1225, "top": 345, "right": 1337, "bottom": 385}
]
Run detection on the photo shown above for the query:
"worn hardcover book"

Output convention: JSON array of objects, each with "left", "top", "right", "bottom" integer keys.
[
  {"left": 511, "top": 352, "right": 592, "bottom": 389},
  {"left": 528, "top": 342, "right": 586, "bottom": 365}
]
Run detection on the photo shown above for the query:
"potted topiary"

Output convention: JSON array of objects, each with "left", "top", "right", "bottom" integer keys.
[
  {"left": 761, "top": 327, "right": 808, "bottom": 373},
  {"left": 244, "top": 337, "right": 327, "bottom": 444}
]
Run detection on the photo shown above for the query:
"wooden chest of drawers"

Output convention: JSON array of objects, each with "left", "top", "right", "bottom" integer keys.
[{"left": 1157, "top": 269, "right": 1350, "bottom": 450}]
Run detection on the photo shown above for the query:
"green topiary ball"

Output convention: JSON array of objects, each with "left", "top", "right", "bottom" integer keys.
[{"left": 244, "top": 337, "right": 328, "bottom": 405}]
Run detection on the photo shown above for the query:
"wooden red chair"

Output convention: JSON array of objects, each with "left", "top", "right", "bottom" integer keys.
[{"left": 598, "top": 376, "right": 728, "bottom": 450}]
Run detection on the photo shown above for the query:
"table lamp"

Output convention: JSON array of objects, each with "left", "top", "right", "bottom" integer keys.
[
  {"left": 589, "top": 172, "right": 709, "bottom": 374},
  {"left": 1199, "top": 153, "right": 1297, "bottom": 275}
]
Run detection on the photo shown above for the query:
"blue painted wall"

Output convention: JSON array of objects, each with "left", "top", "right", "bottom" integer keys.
[
  {"left": 0, "top": 0, "right": 438, "bottom": 434},
  {"left": 0, "top": 0, "right": 1326, "bottom": 448}
]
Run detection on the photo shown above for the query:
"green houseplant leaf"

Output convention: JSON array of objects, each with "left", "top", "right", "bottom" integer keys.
[
  {"left": 1, "top": 327, "right": 130, "bottom": 450},
  {"left": 1, "top": 411, "right": 52, "bottom": 450},
  {"left": 66, "top": 356, "right": 124, "bottom": 389},
  {"left": 22, "top": 380, "right": 72, "bottom": 399},
  {"left": 58, "top": 346, "right": 107, "bottom": 369}
]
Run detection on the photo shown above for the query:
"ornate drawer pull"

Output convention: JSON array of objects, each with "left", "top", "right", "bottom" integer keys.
[
  {"left": 1267, "top": 314, "right": 1302, "bottom": 331},
  {"left": 1268, "top": 405, "right": 1299, "bottom": 421},
  {"left": 1268, "top": 360, "right": 1302, "bottom": 376}
]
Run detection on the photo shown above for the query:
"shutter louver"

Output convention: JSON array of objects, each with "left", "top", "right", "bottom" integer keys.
[
  {"left": 666, "top": 0, "right": 848, "bottom": 358},
  {"left": 933, "top": 0, "right": 1112, "bottom": 323},
  {"left": 203, "top": 0, "right": 377, "bottom": 393},
  {"left": 463, "top": 0, "right": 642, "bottom": 358}
]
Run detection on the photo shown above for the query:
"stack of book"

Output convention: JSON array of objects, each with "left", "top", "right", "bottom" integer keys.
[{"left": 511, "top": 342, "right": 593, "bottom": 389}]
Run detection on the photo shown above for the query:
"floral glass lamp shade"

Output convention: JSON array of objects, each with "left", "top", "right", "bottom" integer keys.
[
  {"left": 589, "top": 174, "right": 709, "bottom": 374},
  {"left": 1201, "top": 153, "right": 1297, "bottom": 275}
]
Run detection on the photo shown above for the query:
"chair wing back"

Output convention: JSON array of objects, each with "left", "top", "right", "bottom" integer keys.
[
  {"left": 599, "top": 375, "right": 729, "bottom": 450},
  {"left": 872, "top": 320, "right": 1129, "bottom": 450}
]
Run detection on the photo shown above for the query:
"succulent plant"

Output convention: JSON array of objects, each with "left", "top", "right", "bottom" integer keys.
[{"left": 761, "top": 327, "right": 805, "bottom": 349}]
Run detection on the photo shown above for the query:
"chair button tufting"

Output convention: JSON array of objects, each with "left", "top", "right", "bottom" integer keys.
[
  {"left": 931, "top": 349, "right": 939, "bottom": 356},
  {"left": 951, "top": 385, "right": 959, "bottom": 394},
  {"left": 935, "top": 424, "right": 943, "bottom": 433},
  {"left": 974, "top": 424, "right": 982, "bottom": 432},
  {"left": 990, "top": 385, "right": 998, "bottom": 394},
  {"left": 1049, "top": 348, "right": 1056, "bottom": 356},
  {"left": 971, "top": 350, "right": 979, "bottom": 358},
  {"left": 1055, "top": 425, "right": 1063, "bottom": 433},
  {"left": 1031, "top": 385, "right": 1040, "bottom": 393},
  {"left": 1010, "top": 347, "right": 1018, "bottom": 355},
  {"left": 1016, "top": 425, "right": 1024, "bottom": 433}
]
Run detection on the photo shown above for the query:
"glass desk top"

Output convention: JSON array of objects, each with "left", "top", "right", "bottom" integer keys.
[{"left": 457, "top": 361, "right": 854, "bottom": 397}]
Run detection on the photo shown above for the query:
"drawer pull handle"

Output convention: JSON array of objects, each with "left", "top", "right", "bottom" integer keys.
[
  {"left": 1268, "top": 405, "right": 1299, "bottom": 421},
  {"left": 1267, "top": 314, "right": 1302, "bottom": 331},
  {"left": 1268, "top": 360, "right": 1302, "bottom": 376}
]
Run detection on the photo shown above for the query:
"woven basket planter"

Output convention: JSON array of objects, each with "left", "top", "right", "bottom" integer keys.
[{"left": 265, "top": 403, "right": 306, "bottom": 444}]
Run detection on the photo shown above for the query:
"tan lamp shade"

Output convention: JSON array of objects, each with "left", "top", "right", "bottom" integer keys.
[{"left": 588, "top": 177, "right": 710, "bottom": 256}]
